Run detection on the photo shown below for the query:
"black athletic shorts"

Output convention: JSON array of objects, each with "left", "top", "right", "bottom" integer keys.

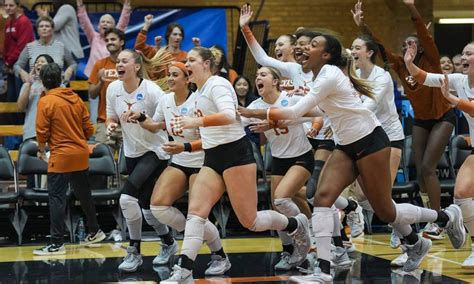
[
  {"left": 271, "top": 150, "right": 315, "bottom": 176},
  {"left": 390, "top": 139, "right": 404, "bottom": 150},
  {"left": 169, "top": 163, "right": 200, "bottom": 178},
  {"left": 203, "top": 136, "right": 256, "bottom": 175},
  {"left": 413, "top": 109, "right": 456, "bottom": 131},
  {"left": 335, "top": 126, "right": 390, "bottom": 161},
  {"left": 308, "top": 138, "right": 335, "bottom": 151}
]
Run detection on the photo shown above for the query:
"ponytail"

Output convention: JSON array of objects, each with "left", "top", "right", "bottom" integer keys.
[
  {"left": 347, "top": 58, "right": 375, "bottom": 100},
  {"left": 142, "top": 48, "right": 174, "bottom": 91}
]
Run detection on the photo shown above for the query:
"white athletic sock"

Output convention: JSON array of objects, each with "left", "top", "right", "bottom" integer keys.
[
  {"left": 204, "top": 219, "right": 222, "bottom": 252},
  {"left": 181, "top": 214, "right": 205, "bottom": 261},
  {"left": 119, "top": 194, "right": 142, "bottom": 240},
  {"left": 313, "top": 207, "right": 334, "bottom": 262}
]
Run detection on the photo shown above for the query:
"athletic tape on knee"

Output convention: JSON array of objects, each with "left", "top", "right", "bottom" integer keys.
[
  {"left": 181, "top": 214, "right": 206, "bottom": 261},
  {"left": 203, "top": 219, "right": 222, "bottom": 252},
  {"left": 250, "top": 210, "right": 287, "bottom": 232},
  {"left": 274, "top": 198, "right": 300, "bottom": 217},
  {"left": 306, "top": 161, "right": 325, "bottom": 200},
  {"left": 312, "top": 207, "right": 334, "bottom": 238},
  {"left": 120, "top": 194, "right": 142, "bottom": 221},
  {"left": 359, "top": 199, "right": 374, "bottom": 212},
  {"left": 393, "top": 203, "right": 422, "bottom": 225},
  {"left": 454, "top": 198, "right": 474, "bottom": 235},
  {"left": 150, "top": 205, "right": 186, "bottom": 232},
  {"left": 142, "top": 209, "right": 169, "bottom": 236}
]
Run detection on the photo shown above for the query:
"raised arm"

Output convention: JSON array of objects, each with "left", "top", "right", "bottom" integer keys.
[
  {"left": 134, "top": 15, "right": 157, "bottom": 58},
  {"left": 239, "top": 4, "right": 293, "bottom": 77},
  {"left": 351, "top": 0, "right": 402, "bottom": 72},
  {"left": 53, "top": 5, "right": 74, "bottom": 31},
  {"left": 116, "top": 0, "right": 132, "bottom": 32},
  {"left": 77, "top": 0, "right": 96, "bottom": 44},
  {"left": 403, "top": 0, "right": 440, "bottom": 64}
]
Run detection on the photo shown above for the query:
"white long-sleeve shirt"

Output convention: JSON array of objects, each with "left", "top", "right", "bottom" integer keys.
[
  {"left": 270, "top": 65, "right": 380, "bottom": 145},
  {"left": 357, "top": 66, "right": 404, "bottom": 141},
  {"left": 193, "top": 76, "right": 245, "bottom": 149}
]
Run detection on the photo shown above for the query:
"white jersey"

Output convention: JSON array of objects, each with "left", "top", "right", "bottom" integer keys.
[
  {"left": 193, "top": 76, "right": 245, "bottom": 149},
  {"left": 272, "top": 65, "right": 380, "bottom": 145},
  {"left": 357, "top": 66, "right": 404, "bottom": 141},
  {"left": 246, "top": 92, "right": 313, "bottom": 158},
  {"left": 106, "top": 79, "right": 169, "bottom": 159},
  {"left": 243, "top": 36, "right": 333, "bottom": 141},
  {"left": 153, "top": 92, "right": 204, "bottom": 168},
  {"left": 424, "top": 73, "right": 474, "bottom": 143}
]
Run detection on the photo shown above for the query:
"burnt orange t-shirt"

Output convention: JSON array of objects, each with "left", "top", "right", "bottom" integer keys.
[{"left": 88, "top": 56, "right": 118, "bottom": 123}]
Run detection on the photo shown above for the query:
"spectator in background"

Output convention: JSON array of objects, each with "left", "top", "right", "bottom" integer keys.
[
  {"left": 88, "top": 28, "right": 124, "bottom": 146},
  {"left": 211, "top": 45, "right": 238, "bottom": 84},
  {"left": 17, "top": 54, "right": 54, "bottom": 142},
  {"left": 452, "top": 54, "right": 463, "bottom": 74},
  {"left": 76, "top": 0, "right": 131, "bottom": 124},
  {"left": 33, "top": 62, "right": 105, "bottom": 256},
  {"left": 234, "top": 75, "right": 260, "bottom": 146},
  {"left": 132, "top": 14, "right": 172, "bottom": 87},
  {"left": 163, "top": 22, "right": 187, "bottom": 63},
  {"left": 14, "top": 16, "right": 77, "bottom": 86},
  {"left": 440, "top": 55, "right": 454, "bottom": 75},
  {"left": 37, "top": 0, "right": 84, "bottom": 60},
  {"left": 234, "top": 75, "right": 258, "bottom": 107},
  {"left": 0, "top": 3, "right": 7, "bottom": 95},
  {"left": 76, "top": 0, "right": 131, "bottom": 77},
  {"left": 4, "top": 0, "right": 34, "bottom": 102}
]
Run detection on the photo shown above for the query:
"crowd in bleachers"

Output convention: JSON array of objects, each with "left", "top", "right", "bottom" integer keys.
[{"left": 0, "top": 0, "right": 473, "bottom": 282}]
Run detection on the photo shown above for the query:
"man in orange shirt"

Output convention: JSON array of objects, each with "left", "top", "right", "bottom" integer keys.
[
  {"left": 33, "top": 63, "right": 105, "bottom": 255},
  {"left": 88, "top": 28, "right": 124, "bottom": 146}
]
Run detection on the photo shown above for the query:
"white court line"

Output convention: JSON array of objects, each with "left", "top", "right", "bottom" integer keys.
[{"left": 360, "top": 237, "right": 463, "bottom": 266}]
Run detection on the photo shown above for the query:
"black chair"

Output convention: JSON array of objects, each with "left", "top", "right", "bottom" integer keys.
[
  {"left": 17, "top": 140, "right": 75, "bottom": 242},
  {"left": 0, "top": 146, "right": 25, "bottom": 244},
  {"left": 392, "top": 136, "right": 419, "bottom": 202},
  {"left": 450, "top": 135, "right": 471, "bottom": 176}
]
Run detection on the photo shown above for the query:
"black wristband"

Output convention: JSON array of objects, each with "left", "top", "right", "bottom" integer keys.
[
  {"left": 183, "top": 143, "right": 192, "bottom": 152},
  {"left": 137, "top": 112, "right": 147, "bottom": 122}
]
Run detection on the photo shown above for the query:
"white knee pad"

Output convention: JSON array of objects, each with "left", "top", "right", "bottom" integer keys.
[
  {"left": 150, "top": 205, "right": 186, "bottom": 232},
  {"left": 454, "top": 198, "right": 474, "bottom": 234},
  {"left": 120, "top": 194, "right": 142, "bottom": 221},
  {"left": 249, "top": 210, "right": 287, "bottom": 232},
  {"left": 334, "top": 196, "right": 349, "bottom": 210},
  {"left": 312, "top": 207, "right": 334, "bottom": 238},
  {"left": 203, "top": 219, "right": 222, "bottom": 252},
  {"left": 274, "top": 198, "right": 300, "bottom": 217},
  {"left": 142, "top": 209, "right": 169, "bottom": 235},
  {"left": 393, "top": 203, "right": 422, "bottom": 226}
]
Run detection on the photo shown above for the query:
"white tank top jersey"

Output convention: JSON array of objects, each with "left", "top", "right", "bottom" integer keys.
[
  {"left": 357, "top": 66, "right": 404, "bottom": 141},
  {"left": 274, "top": 65, "right": 380, "bottom": 145},
  {"left": 153, "top": 92, "right": 204, "bottom": 168},
  {"left": 424, "top": 73, "right": 474, "bottom": 143},
  {"left": 106, "top": 79, "right": 169, "bottom": 159},
  {"left": 193, "top": 76, "right": 245, "bottom": 149},
  {"left": 246, "top": 92, "right": 313, "bottom": 158}
]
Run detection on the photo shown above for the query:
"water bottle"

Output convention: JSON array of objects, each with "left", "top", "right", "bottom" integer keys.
[{"left": 77, "top": 217, "right": 86, "bottom": 241}]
